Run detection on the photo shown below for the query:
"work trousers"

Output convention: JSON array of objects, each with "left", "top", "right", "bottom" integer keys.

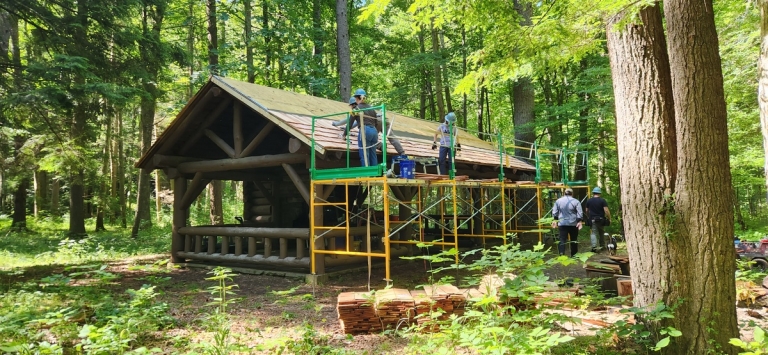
[
  {"left": 438, "top": 146, "right": 453, "bottom": 175},
  {"left": 358, "top": 125, "right": 378, "bottom": 167},
  {"left": 558, "top": 225, "right": 580, "bottom": 256},
  {"left": 590, "top": 218, "right": 606, "bottom": 249}
]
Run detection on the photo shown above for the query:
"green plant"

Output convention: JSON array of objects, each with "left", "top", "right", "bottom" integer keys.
[
  {"left": 198, "top": 267, "right": 240, "bottom": 355},
  {"left": 612, "top": 300, "right": 682, "bottom": 352},
  {"left": 730, "top": 327, "right": 768, "bottom": 354},
  {"left": 275, "top": 323, "right": 350, "bottom": 355}
]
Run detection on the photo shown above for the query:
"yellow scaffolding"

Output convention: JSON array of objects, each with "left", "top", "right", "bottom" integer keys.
[{"left": 309, "top": 176, "right": 588, "bottom": 280}]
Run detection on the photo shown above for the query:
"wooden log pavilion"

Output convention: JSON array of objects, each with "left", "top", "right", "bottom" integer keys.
[{"left": 136, "top": 76, "right": 576, "bottom": 277}]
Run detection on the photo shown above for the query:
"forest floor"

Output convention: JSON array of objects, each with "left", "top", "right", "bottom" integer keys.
[{"left": 1, "top": 219, "right": 767, "bottom": 354}]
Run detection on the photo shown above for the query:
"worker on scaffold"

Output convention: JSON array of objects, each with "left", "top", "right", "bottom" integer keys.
[
  {"left": 432, "top": 112, "right": 461, "bottom": 175},
  {"left": 345, "top": 89, "right": 379, "bottom": 166}
]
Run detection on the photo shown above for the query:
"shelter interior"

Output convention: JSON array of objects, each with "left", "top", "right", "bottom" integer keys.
[{"left": 136, "top": 76, "right": 590, "bottom": 278}]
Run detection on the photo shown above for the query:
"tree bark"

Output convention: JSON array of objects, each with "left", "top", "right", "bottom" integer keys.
[
  {"left": 311, "top": 0, "right": 323, "bottom": 95},
  {"left": 512, "top": 79, "right": 535, "bottom": 156},
  {"left": 663, "top": 0, "right": 738, "bottom": 352},
  {"left": 461, "top": 25, "right": 468, "bottom": 128},
  {"left": 209, "top": 181, "right": 223, "bottom": 225},
  {"left": 51, "top": 178, "right": 59, "bottom": 217},
  {"left": 207, "top": 0, "right": 219, "bottom": 75},
  {"left": 12, "top": 178, "right": 28, "bottom": 230},
  {"left": 263, "top": 0, "right": 271, "bottom": 85},
  {"left": 34, "top": 169, "right": 48, "bottom": 218},
  {"left": 187, "top": 0, "right": 195, "bottom": 97},
  {"left": 476, "top": 85, "right": 485, "bottom": 139},
  {"left": 608, "top": 3, "right": 738, "bottom": 353},
  {"left": 244, "top": 0, "right": 255, "bottom": 83},
  {"left": 760, "top": 0, "right": 768, "bottom": 204},
  {"left": 431, "top": 22, "right": 445, "bottom": 120},
  {"left": 336, "top": 0, "right": 351, "bottom": 100}
]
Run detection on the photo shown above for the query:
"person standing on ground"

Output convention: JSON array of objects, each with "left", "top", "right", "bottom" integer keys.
[
  {"left": 432, "top": 112, "right": 461, "bottom": 175},
  {"left": 345, "top": 88, "right": 379, "bottom": 166},
  {"left": 551, "top": 188, "right": 583, "bottom": 256},
  {"left": 585, "top": 187, "right": 611, "bottom": 252}
]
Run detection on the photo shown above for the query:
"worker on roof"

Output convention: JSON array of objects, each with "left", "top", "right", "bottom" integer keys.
[
  {"left": 432, "top": 112, "right": 461, "bottom": 175},
  {"left": 345, "top": 89, "right": 379, "bottom": 167}
]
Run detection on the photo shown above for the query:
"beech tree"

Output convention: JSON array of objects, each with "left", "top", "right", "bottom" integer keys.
[{"left": 607, "top": 2, "right": 737, "bottom": 353}]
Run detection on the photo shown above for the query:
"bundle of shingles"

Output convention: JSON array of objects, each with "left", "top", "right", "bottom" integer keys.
[
  {"left": 336, "top": 292, "right": 382, "bottom": 334},
  {"left": 374, "top": 288, "right": 415, "bottom": 330}
]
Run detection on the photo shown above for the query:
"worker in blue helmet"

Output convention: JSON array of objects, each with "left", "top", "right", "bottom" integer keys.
[
  {"left": 585, "top": 186, "right": 612, "bottom": 252},
  {"left": 432, "top": 112, "right": 461, "bottom": 175},
  {"left": 345, "top": 89, "right": 379, "bottom": 166}
]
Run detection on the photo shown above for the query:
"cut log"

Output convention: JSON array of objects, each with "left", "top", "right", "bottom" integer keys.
[
  {"left": 289, "top": 137, "right": 310, "bottom": 154},
  {"left": 177, "top": 153, "right": 305, "bottom": 173}
]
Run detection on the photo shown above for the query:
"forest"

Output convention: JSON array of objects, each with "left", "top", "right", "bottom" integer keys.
[{"left": 0, "top": 0, "right": 767, "bottom": 354}]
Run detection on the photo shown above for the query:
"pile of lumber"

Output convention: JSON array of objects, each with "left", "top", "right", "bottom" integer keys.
[
  {"left": 424, "top": 284, "right": 467, "bottom": 317},
  {"left": 337, "top": 292, "right": 382, "bottom": 334},
  {"left": 374, "top": 288, "right": 415, "bottom": 329}
]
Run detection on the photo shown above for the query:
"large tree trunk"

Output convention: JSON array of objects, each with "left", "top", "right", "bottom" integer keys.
[
  {"left": 205, "top": 0, "right": 224, "bottom": 226},
  {"left": 12, "top": 178, "right": 28, "bottom": 230},
  {"left": 512, "top": 78, "right": 535, "bottom": 155},
  {"left": 608, "top": 3, "right": 737, "bottom": 353},
  {"left": 663, "top": 0, "right": 738, "bottom": 352},
  {"left": 336, "top": 0, "right": 351, "bottom": 100},
  {"left": 760, "top": 0, "right": 768, "bottom": 204}
]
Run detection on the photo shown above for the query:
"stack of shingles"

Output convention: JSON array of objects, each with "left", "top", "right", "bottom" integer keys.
[
  {"left": 337, "top": 292, "right": 382, "bottom": 334},
  {"left": 424, "top": 284, "right": 466, "bottom": 317},
  {"left": 374, "top": 288, "right": 415, "bottom": 330}
]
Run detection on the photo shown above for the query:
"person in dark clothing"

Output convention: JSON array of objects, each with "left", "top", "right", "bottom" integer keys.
[
  {"left": 345, "top": 88, "right": 379, "bottom": 166},
  {"left": 585, "top": 187, "right": 612, "bottom": 252},
  {"left": 551, "top": 188, "right": 583, "bottom": 256}
]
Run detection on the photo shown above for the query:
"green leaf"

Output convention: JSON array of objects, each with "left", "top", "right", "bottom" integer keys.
[
  {"left": 755, "top": 327, "right": 765, "bottom": 344},
  {"left": 654, "top": 336, "right": 671, "bottom": 350}
]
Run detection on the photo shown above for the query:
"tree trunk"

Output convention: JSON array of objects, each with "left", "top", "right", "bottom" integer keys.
[
  {"left": 431, "top": 22, "right": 445, "bottom": 120},
  {"left": 244, "top": 0, "right": 255, "bottom": 83},
  {"left": 187, "top": 0, "right": 195, "bottom": 97},
  {"left": 663, "top": 0, "right": 738, "bottom": 352},
  {"left": 209, "top": 181, "right": 223, "bottom": 225},
  {"left": 117, "top": 110, "right": 127, "bottom": 228},
  {"left": 760, "top": 0, "right": 768, "bottom": 204},
  {"left": 418, "top": 29, "right": 427, "bottom": 120},
  {"left": 263, "top": 0, "right": 271, "bottom": 85},
  {"left": 207, "top": 0, "right": 219, "bottom": 74},
  {"left": 608, "top": 3, "right": 738, "bottom": 353},
  {"left": 51, "top": 178, "right": 59, "bottom": 217},
  {"left": 461, "top": 25, "right": 467, "bottom": 128},
  {"left": 12, "top": 178, "right": 28, "bottom": 230},
  {"left": 34, "top": 169, "right": 48, "bottom": 218},
  {"left": 512, "top": 78, "right": 535, "bottom": 155},
  {"left": 311, "top": 0, "right": 323, "bottom": 95},
  {"left": 476, "top": 85, "right": 485, "bottom": 139},
  {"left": 336, "top": 0, "right": 351, "bottom": 100}
]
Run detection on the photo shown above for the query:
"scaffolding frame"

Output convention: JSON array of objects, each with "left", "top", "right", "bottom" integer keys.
[{"left": 308, "top": 108, "right": 591, "bottom": 279}]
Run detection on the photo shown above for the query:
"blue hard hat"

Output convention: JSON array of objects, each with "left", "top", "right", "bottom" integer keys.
[
  {"left": 444, "top": 112, "right": 457, "bottom": 123},
  {"left": 354, "top": 88, "right": 367, "bottom": 97},
  {"left": 349, "top": 97, "right": 357, "bottom": 104},
  {"left": 592, "top": 187, "right": 602, "bottom": 194}
]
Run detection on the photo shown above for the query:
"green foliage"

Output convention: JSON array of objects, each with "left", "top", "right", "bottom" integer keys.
[
  {"left": 730, "top": 327, "right": 768, "bottom": 355},
  {"left": 275, "top": 323, "right": 352, "bottom": 355},
  {"left": 611, "top": 301, "right": 682, "bottom": 352}
]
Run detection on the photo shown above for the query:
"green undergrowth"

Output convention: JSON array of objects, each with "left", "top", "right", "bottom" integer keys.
[{"left": 0, "top": 216, "right": 170, "bottom": 269}]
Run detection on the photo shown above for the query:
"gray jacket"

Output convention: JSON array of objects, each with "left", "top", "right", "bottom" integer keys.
[{"left": 552, "top": 195, "right": 583, "bottom": 226}]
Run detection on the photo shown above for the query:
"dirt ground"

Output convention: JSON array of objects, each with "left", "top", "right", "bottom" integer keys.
[{"left": 64, "top": 246, "right": 768, "bottom": 353}]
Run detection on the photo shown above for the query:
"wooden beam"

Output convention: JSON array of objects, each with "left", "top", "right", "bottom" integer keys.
[
  {"left": 233, "top": 102, "right": 243, "bottom": 156},
  {"left": 204, "top": 129, "right": 235, "bottom": 158},
  {"left": 176, "top": 251, "right": 310, "bottom": 267},
  {"left": 154, "top": 155, "right": 202, "bottom": 168},
  {"left": 179, "top": 97, "right": 233, "bottom": 154},
  {"left": 177, "top": 153, "right": 305, "bottom": 173},
  {"left": 180, "top": 172, "right": 210, "bottom": 209},
  {"left": 159, "top": 88, "right": 221, "bottom": 155},
  {"left": 283, "top": 163, "right": 310, "bottom": 205},
  {"left": 179, "top": 226, "right": 310, "bottom": 239},
  {"left": 239, "top": 121, "right": 275, "bottom": 158},
  {"left": 171, "top": 177, "right": 188, "bottom": 263}
]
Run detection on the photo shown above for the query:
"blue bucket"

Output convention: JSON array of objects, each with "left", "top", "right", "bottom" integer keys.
[{"left": 400, "top": 159, "right": 415, "bottom": 179}]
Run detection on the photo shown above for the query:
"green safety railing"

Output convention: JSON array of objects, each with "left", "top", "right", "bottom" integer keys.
[{"left": 310, "top": 104, "right": 388, "bottom": 180}]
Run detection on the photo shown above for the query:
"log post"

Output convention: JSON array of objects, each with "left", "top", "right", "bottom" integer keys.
[
  {"left": 233, "top": 102, "right": 243, "bottom": 156},
  {"left": 264, "top": 238, "right": 272, "bottom": 257},
  {"left": 181, "top": 172, "right": 210, "bottom": 209},
  {"left": 234, "top": 236, "right": 243, "bottom": 256},
  {"left": 184, "top": 235, "right": 192, "bottom": 252},
  {"left": 207, "top": 236, "right": 216, "bottom": 255},
  {"left": 240, "top": 122, "right": 275, "bottom": 158},
  {"left": 248, "top": 237, "right": 256, "bottom": 256},
  {"left": 171, "top": 177, "right": 188, "bottom": 263},
  {"left": 221, "top": 235, "right": 229, "bottom": 255},
  {"left": 195, "top": 235, "right": 202, "bottom": 253},
  {"left": 282, "top": 163, "right": 310, "bottom": 205},
  {"left": 296, "top": 239, "right": 304, "bottom": 259},
  {"left": 279, "top": 238, "right": 287, "bottom": 259}
]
